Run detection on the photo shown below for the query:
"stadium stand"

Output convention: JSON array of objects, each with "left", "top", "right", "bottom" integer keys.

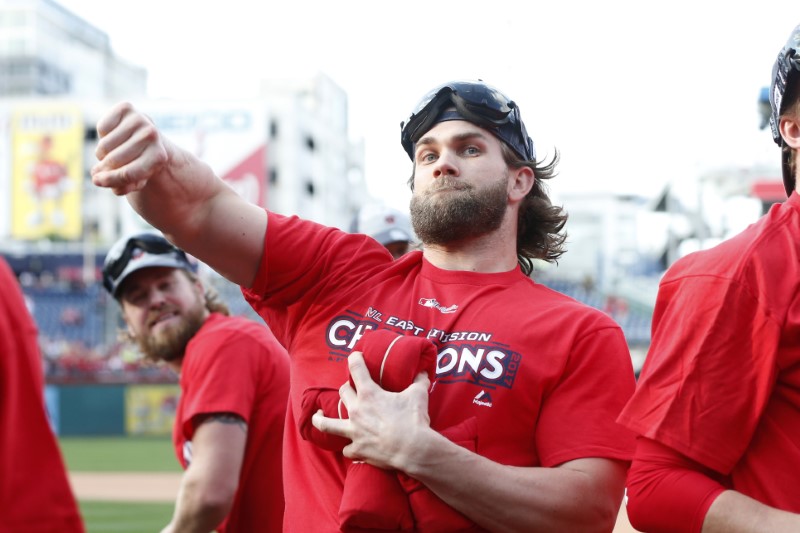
[{"left": 3, "top": 250, "right": 653, "bottom": 382}]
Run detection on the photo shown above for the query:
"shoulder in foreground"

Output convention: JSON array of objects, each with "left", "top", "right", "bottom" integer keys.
[{"left": 663, "top": 216, "right": 791, "bottom": 285}]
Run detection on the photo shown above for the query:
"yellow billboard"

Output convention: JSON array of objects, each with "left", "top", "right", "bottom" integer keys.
[
  {"left": 125, "top": 384, "right": 181, "bottom": 436},
  {"left": 11, "top": 105, "right": 83, "bottom": 239}
]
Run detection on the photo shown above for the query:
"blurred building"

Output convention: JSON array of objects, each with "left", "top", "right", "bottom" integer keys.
[
  {"left": 260, "top": 75, "right": 368, "bottom": 229},
  {"left": 0, "top": 0, "right": 146, "bottom": 99},
  {"left": 0, "top": 0, "right": 366, "bottom": 250},
  {"left": 0, "top": 0, "right": 367, "bottom": 361},
  {"left": 549, "top": 192, "right": 653, "bottom": 293}
]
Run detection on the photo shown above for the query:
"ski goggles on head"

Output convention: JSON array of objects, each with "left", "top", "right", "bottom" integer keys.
[
  {"left": 102, "top": 232, "right": 194, "bottom": 297},
  {"left": 400, "top": 80, "right": 536, "bottom": 162}
]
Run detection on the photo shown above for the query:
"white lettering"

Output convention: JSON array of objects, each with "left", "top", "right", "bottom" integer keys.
[
  {"left": 457, "top": 347, "right": 483, "bottom": 374},
  {"left": 327, "top": 319, "right": 355, "bottom": 347},
  {"left": 480, "top": 350, "right": 506, "bottom": 379},
  {"left": 427, "top": 329, "right": 443, "bottom": 340},
  {"left": 436, "top": 347, "right": 459, "bottom": 373},
  {"left": 349, "top": 324, "right": 374, "bottom": 349}
]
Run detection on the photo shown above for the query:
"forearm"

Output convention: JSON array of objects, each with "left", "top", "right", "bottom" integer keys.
[
  {"left": 397, "top": 429, "right": 624, "bottom": 533},
  {"left": 625, "top": 438, "right": 800, "bottom": 533},
  {"left": 166, "top": 469, "right": 232, "bottom": 533},
  {"left": 702, "top": 491, "right": 800, "bottom": 533},
  {"left": 92, "top": 104, "right": 266, "bottom": 286},
  {"left": 129, "top": 147, "right": 263, "bottom": 285},
  {"left": 164, "top": 415, "right": 246, "bottom": 533},
  {"left": 322, "top": 355, "right": 625, "bottom": 532},
  {"left": 127, "top": 139, "right": 224, "bottom": 244}
]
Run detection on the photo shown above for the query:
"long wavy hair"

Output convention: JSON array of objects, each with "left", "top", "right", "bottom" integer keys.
[
  {"left": 501, "top": 144, "right": 568, "bottom": 275},
  {"left": 183, "top": 271, "right": 230, "bottom": 316},
  {"left": 406, "top": 145, "right": 568, "bottom": 276}
]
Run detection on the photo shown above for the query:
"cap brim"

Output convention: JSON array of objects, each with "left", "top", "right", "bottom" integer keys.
[{"left": 113, "top": 253, "right": 194, "bottom": 297}]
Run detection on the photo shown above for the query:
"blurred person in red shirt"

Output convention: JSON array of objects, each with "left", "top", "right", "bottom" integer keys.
[
  {"left": 619, "top": 23, "right": 800, "bottom": 533},
  {"left": 0, "top": 256, "right": 84, "bottom": 532},
  {"left": 102, "top": 232, "right": 289, "bottom": 533}
]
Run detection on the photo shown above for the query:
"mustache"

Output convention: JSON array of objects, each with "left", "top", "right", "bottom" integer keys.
[
  {"left": 146, "top": 306, "right": 178, "bottom": 327},
  {"left": 428, "top": 178, "right": 472, "bottom": 193}
]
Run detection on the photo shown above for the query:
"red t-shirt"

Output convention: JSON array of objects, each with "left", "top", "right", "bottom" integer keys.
[
  {"left": 0, "top": 258, "right": 84, "bottom": 532},
  {"left": 173, "top": 313, "right": 290, "bottom": 533},
  {"left": 619, "top": 192, "right": 800, "bottom": 511},
  {"left": 243, "top": 212, "right": 637, "bottom": 532}
]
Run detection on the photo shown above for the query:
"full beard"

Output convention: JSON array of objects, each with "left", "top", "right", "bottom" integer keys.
[
  {"left": 410, "top": 172, "right": 509, "bottom": 245},
  {"left": 133, "top": 301, "right": 207, "bottom": 363}
]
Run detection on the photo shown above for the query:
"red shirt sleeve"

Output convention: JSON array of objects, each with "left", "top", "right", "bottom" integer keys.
[
  {"left": 625, "top": 438, "right": 727, "bottom": 533},
  {"left": 618, "top": 274, "right": 780, "bottom": 473},
  {"left": 179, "top": 324, "right": 261, "bottom": 438}
]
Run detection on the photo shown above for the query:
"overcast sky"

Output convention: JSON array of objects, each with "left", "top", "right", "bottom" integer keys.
[{"left": 58, "top": 0, "right": 798, "bottom": 211}]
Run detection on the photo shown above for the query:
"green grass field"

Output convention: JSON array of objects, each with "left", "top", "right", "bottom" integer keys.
[
  {"left": 60, "top": 436, "right": 179, "bottom": 532},
  {"left": 78, "top": 501, "right": 174, "bottom": 532},
  {"left": 59, "top": 436, "right": 180, "bottom": 472}
]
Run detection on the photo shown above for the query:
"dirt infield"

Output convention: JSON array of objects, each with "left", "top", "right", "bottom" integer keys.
[
  {"left": 70, "top": 472, "right": 181, "bottom": 502},
  {"left": 70, "top": 472, "right": 639, "bottom": 531}
]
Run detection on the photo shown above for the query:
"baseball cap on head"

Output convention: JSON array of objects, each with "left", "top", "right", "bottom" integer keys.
[
  {"left": 400, "top": 80, "right": 536, "bottom": 162},
  {"left": 102, "top": 231, "right": 197, "bottom": 298},
  {"left": 768, "top": 23, "right": 800, "bottom": 196},
  {"left": 351, "top": 205, "right": 414, "bottom": 246}
]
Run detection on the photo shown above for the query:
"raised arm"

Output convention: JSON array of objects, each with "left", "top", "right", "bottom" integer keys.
[{"left": 91, "top": 102, "right": 266, "bottom": 287}]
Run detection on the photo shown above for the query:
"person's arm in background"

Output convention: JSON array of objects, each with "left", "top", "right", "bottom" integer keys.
[
  {"left": 703, "top": 490, "right": 800, "bottom": 532},
  {"left": 161, "top": 414, "right": 247, "bottom": 533},
  {"left": 624, "top": 438, "right": 800, "bottom": 533},
  {"left": 91, "top": 102, "right": 266, "bottom": 288},
  {"left": 314, "top": 353, "right": 627, "bottom": 533}
]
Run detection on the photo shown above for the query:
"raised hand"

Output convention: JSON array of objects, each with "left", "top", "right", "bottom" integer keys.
[{"left": 91, "top": 102, "right": 170, "bottom": 196}]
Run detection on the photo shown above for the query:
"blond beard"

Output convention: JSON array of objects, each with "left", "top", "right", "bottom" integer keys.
[{"left": 133, "top": 300, "right": 207, "bottom": 363}]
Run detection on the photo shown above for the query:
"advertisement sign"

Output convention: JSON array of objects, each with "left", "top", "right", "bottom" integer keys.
[
  {"left": 11, "top": 105, "right": 83, "bottom": 239},
  {"left": 125, "top": 384, "right": 180, "bottom": 436},
  {"left": 44, "top": 385, "right": 60, "bottom": 434},
  {"left": 0, "top": 109, "right": 10, "bottom": 237},
  {"left": 142, "top": 101, "right": 268, "bottom": 207}
]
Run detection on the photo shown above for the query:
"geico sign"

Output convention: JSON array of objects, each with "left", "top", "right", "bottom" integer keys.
[{"left": 150, "top": 110, "right": 253, "bottom": 132}]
